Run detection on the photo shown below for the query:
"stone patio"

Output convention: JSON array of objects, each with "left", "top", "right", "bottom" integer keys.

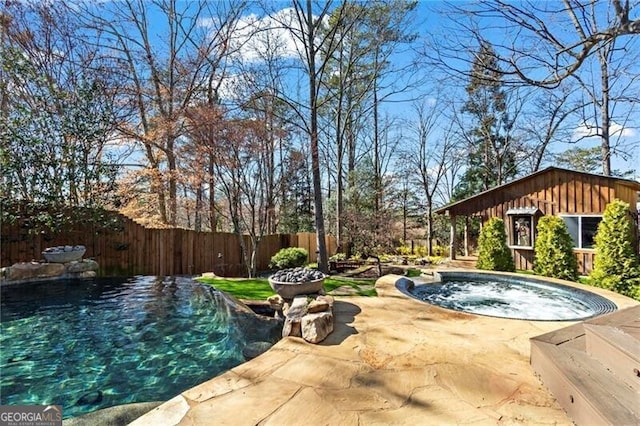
[{"left": 130, "top": 272, "right": 639, "bottom": 425}]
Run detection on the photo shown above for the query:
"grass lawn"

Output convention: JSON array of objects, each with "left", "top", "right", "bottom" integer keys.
[{"left": 196, "top": 275, "right": 377, "bottom": 300}]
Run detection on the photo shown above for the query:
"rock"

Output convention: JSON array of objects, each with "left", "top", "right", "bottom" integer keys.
[
  {"left": 282, "top": 318, "right": 301, "bottom": 338},
  {"left": 282, "top": 296, "right": 308, "bottom": 338},
  {"left": 307, "top": 299, "right": 330, "bottom": 313},
  {"left": 76, "top": 390, "right": 103, "bottom": 406},
  {"left": 66, "top": 259, "right": 99, "bottom": 273},
  {"left": 267, "top": 295, "right": 284, "bottom": 310},
  {"left": 315, "top": 295, "right": 335, "bottom": 308},
  {"left": 287, "top": 296, "right": 309, "bottom": 317},
  {"left": 8, "top": 262, "right": 65, "bottom": 281},
  {"left": 301, "top": 311, "right": 334, "bottom": 343},
  {"left": 78, "top": 271, "right": 97, "bottom": 278},
  {"left": 243, "top": 341, "right": 274, "bottom": 360}
]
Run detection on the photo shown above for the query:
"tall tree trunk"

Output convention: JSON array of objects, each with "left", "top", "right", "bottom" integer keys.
[
  {"left": 306, "top": 0, "right": 328, "bottom": 273},
  {"left": 599, "top": 49, "right": 612, "bottom": 176},
  {"left": 208, "top": 153, "right": 216, "bottom": 231}
]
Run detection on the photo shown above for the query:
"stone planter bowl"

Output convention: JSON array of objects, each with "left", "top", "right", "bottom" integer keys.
[
  {"left": 42, "top": 246, "right": 86, "bottom": 263},
  {"left": 268, "top": 277, "right": 325, "bottom": 299}
]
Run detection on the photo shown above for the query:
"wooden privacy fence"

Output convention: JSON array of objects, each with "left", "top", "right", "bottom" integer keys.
[{"left": 1, "top": 212, "right": 337, "bottom": 277}]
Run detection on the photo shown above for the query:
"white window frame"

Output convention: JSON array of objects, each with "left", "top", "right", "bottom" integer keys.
[
  {"left": 559, "top": 214, "right": 603, "bottom": 250},
  {"left": 506, "top": 208, "right": 539, "bottom": 249}
]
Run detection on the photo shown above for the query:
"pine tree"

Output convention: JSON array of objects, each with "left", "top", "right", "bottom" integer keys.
[{"left": 454, "top": 43, "right": 517, "bottom": 200}]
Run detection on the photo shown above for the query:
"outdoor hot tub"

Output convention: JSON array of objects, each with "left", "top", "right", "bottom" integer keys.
[{"left": 400, "top": 271, "right": 617, "bottom": 321}]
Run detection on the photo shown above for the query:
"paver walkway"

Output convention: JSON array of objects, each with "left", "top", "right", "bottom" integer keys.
[{"left": 131, "top": 273, "right": 638, "bottom": 425}]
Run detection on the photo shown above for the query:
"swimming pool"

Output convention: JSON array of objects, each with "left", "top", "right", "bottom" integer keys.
[
  {"left": 0, "top": 276, "right": 281, "bottom": 419},
  {"left": 401, "top": 271, "right": 617, "bottom": 321}
]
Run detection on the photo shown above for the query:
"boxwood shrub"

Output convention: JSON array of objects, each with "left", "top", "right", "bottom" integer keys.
[
  {"left": 269, "top": 247, "right": 309, "bottom": 270},
  {"left": 533, "top": 216, "right": 578, "bottom": 281},
  {"left": 476, "top": 217, "right": 515, "bottom": 272}
]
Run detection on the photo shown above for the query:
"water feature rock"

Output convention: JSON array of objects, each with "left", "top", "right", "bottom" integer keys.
[
  {"left": 279, "top": 294, "right": 334, "bottom": 343},
  {"left": 301, "top": 311, "right": 334, "bottom": 343},
  {"left": 282, "top": 296, "right": 308, "bottom": 338},
  {"left": 67, "top": 259, "right": 99, "bottom": 273},
  {"left": 8, "top": 262, "right": 65, "bottom": 281},
  {"left": 307, "top": 299, "right": 330, "bottom": 314}
]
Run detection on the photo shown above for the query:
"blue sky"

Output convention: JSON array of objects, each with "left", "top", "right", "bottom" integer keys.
[{"left": 100, "top": 0, "right": 638, "bottom": 178}]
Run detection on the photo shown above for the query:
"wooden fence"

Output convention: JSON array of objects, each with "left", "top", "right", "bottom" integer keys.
[{"left": 1, "top": 212, "right": 336, "bottom": 277}]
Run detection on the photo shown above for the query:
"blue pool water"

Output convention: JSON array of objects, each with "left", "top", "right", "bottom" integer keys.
[{"left": 0, "top": 276, "right": 280, "bottom": 419}]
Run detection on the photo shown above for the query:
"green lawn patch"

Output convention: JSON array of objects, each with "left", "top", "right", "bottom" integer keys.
[
  {"left": 405, "top": 268, "right": 422, "bottom": 278},
  {"left": 196, "top": 275, "right": 376, "bottom": 300}
]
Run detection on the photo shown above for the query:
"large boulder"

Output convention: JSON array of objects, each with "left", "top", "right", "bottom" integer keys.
[
  {"left": 301, "top": 311, "right": 334, "bottom": 343},
  {"left": 66, "top": 259, "right": 99, "bottom": 274},
  {"left": 8, "top": 262, "right": 65, "bottom": 281}
]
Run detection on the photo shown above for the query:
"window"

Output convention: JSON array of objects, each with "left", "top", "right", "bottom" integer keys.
[
  {"left": 561, "top": 215, "right": 602, "bottom": 249},
  {"left": 512, "top": 216, "right": 533, "bottom": 247},
  {"left": 506, "top": 207, "right": 539, "bottom": 248}
]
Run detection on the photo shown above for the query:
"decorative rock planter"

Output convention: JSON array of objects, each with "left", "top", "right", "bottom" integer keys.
[
  {"left": 268, "top": 277, "right": 325, "bottom": 299},
  {"left": 42, "top": 245, "right": 86, "bottom": 263}
]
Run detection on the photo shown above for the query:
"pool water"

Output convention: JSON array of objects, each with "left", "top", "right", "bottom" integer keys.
[
  {"left": 407, "top": 273, "right": 617, "bottom": 321},
  {"left": 0, "top": 276, "right": 280, "bottom": 419}
]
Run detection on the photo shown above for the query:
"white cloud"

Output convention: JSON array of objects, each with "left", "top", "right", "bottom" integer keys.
[
  {"left": 228, "top": 8, "right": 307, "bottom": 63},
  {"left": 573, "top": 121, "right": 637, "bottom": 140}
]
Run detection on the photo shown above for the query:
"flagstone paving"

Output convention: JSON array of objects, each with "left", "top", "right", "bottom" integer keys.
[{"left": 131, "top": 273, "right": 638, "bottom": 426}]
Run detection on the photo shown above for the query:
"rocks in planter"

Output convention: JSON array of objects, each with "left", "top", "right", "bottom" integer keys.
[
  {"left": 269, "top": 267, "right": 325, "bottom": 283},
  {"left": 42, "top": 245, "right": 86, "bottom": 263},
  {"left": 268, "top": 267, "right": 327, "bottom": 299}
]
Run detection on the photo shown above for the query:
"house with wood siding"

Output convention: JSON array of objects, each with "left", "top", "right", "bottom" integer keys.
[{"left": 434, "top": 167, "right": 640, "bottom": 274}]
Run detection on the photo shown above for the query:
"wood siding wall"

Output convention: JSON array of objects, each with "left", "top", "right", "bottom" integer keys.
[
  {"left": 1, "top": 214, "right": 336, "bottom": 277},
  {"left": 449, "top": 169, "right": 639, "bottom": 275}
]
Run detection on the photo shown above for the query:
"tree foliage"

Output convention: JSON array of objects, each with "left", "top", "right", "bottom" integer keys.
[
  {"left": 476, "top": 217, "right": 515, "bottom": 272},
  {"left": 589, "top": 200, "right": 640, "bottom": 300},
  {"left": 1, "top": 1, "right": 121, "bottom": 229},
  {"left": 533, "top": 216, "right": 579, "bottom": 281},
  {"left": 454, "top": 43, "right": 517, "bottom": 200}
]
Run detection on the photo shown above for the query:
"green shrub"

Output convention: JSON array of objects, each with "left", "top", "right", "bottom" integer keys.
[
  {"left": 476, "top": 217, "right": 515, "bottom": 272},
  {"left": 329, "top": 252, "right": 347, "bottom": 262},
  {"left": 533, "top": 216, "right": 579, "bottom": 281},
  {"left": 589, "top": 200, "right": 640, "bottom": 300},
  {"left": 432, "top": 245, "right": 449, "bottom": 257},
  {"left": 396, "top": 244, "right": 412, "bottom": 255},
  {"left": 269, "top": 247, "right": 308, "bottom": 269}
]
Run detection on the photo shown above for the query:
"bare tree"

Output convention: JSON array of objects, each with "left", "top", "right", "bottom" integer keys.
[
  {"left": 430, "top": 0, "right": 640, "bottom": 86},
  {"left": 401, "top": 97, "right": 459, "bottom": 256},
  {"left": 426, "top": 0, "right": 640, "bottom": 176},
  {"left": 266, "top": 0, "right": 355, "bottom": 273},
  {"left": 79, "top": 0, "right": 246, "bottom": 225}
]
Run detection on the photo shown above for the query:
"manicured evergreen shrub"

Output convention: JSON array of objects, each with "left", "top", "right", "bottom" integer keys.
[
  {"left": 533, "top": 216, "right": 579, "bottom": 281},
  {"left": 589, "top": 200, "right": 640, "bottom": 300},
  {"left": 476, "top": 217, "right": 515, "bottom": 272},
  {"left": 269, "top": 247, "right": 309, "bottom": 270}
]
